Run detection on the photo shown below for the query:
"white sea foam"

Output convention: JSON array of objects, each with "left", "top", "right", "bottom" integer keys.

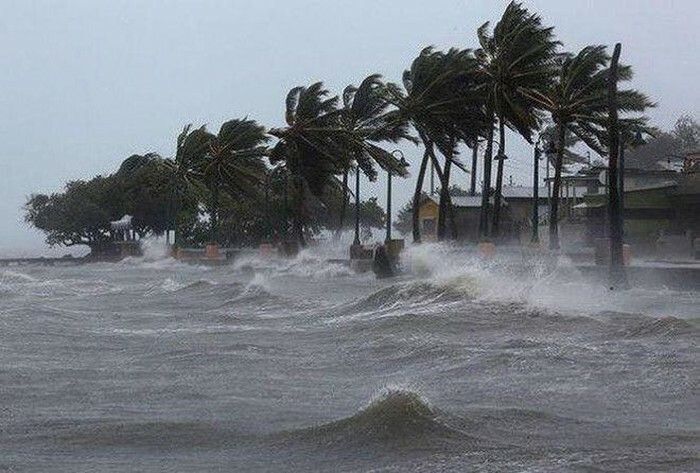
[{"left": 399, "top": 241, "right": 699, "bottom": 319}]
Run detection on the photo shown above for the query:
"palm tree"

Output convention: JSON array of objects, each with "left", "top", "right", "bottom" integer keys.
[
  {"left": 524, "top": 45, "right": 653, "bottom": 249},
  {"left": 164, "top": 124, "right": 211, "bottom": 247},
  {"left": 385, "top": 47, "right": 484, "bottom": 243},
  {"left": 338, "top": 74, "right": 413, "bottom": 244},
  {"left": 540, "top": 124, "right": 589, "bottom": 173},
  {"left": 269, "top": 83, "right": 350, "bottom": 247},
  {"left": 434, "top": 48, "right": 486, "bottom": 241},
  {"left": 475, "top": 1, "right": 558, "bottom": 238},
  {"left": 198, "top": 119, "right": 268, "bottom": 244}
]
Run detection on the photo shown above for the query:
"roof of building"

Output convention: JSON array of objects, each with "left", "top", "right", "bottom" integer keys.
[
  {"left": 501, "top": 186, "right": 549, "bottom": 199},
  {"left": 423, "top": 186, "right": 549, "bottom": 208}
]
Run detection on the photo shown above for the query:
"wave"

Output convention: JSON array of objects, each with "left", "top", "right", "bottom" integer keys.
[
  {"left": 0, "top": 269, "right": 39, "bottom": 284},
  {"left": 622, "top": 316, "right": 697, "bottom": 338},
  {"left": 147, "top": 278, "right": 218, "bottom": 294},
  {"left": 338, "top": 280, "right": 474, "bottom": 315},
  {"left": 279, "top": 390, "right": 473, "bottom": 448}
]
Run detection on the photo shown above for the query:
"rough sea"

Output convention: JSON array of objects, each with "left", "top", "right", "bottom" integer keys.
[{"left": 1, "top": 241, "right": 698, "bottom": 472}]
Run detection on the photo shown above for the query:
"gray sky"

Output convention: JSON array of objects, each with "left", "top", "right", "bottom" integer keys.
[{"left": 2, "top": 0, "right": 698, "bottom": 255}]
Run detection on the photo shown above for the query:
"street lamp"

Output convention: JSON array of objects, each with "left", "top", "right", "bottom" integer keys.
[{"left": 386, "top": 150, "right": 409, "bottom": 242}]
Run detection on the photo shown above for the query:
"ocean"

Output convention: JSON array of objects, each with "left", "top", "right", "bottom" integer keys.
[{"left": 1, "top": 242, "right": 698, "bottom": 472}]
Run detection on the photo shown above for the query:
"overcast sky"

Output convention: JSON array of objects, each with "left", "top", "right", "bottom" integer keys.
[{"left": 1, "top": 0, "right": 698, "bottom": 255}]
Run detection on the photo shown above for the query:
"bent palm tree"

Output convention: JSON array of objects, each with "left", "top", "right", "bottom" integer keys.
[
  {"left": 163, "top": 124, "right": 211, "bottom": 246},
  {"left": 198, "top": 119, "right": 268, "bottom": 244},
  {"left": 386, "top": 47, "right": 484, "bottom": 242},
  {"left": 269, "top": 83, "right": 349, "bottom": 247},
  {"left": 524, "top": 45, "right": 653, "bottom": 249},
  {"left": 475, "top": 1, "right": 558, "bottom": 238},
  {"left": 339, "top": 74, "right": 413, "bottom": 243}
]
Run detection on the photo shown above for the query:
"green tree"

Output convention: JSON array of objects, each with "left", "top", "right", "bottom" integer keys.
[
  {"left": 269, "top": 82, "right": 352, "bottom": 247},
  {"left": 540, "top": 124, "right": 588, "bottom": 173},
  {"left": 338, "top": 74, "right": 412, "bottom": 243},
  {"left": 525, "top": 45, "right": 653, "bottom": 249},
  {"left": 198, "top": 119, "right": 268, "bottom": 244},
  {"left": 475, "top": 1, "right": 558, "bottom": 238},
  {"left": 115, "top": 153, "right": 175, "bottom": 237},
  {"left": 393, "top": 201, "right": 414, "bottom": 236},
  {"left": 672, "top": 114, "right": 700, "bottom": 151},
  {"left": 25, "top": 176, "right": 122, "bottom": 253},
  {"left": 385, "top": 47, "right": 484, "bottom": 243},
  {"left": 164, "top": 125, "right": 212, "bottom": 246}
]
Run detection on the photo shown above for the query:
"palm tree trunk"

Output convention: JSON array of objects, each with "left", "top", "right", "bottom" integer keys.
[
  {"left": 469, "top": 142, "right": 478, "bottom": 196},
  {"left": 412, "top": 141, "right": 431, "bottom": 243},
  {"left": 210, "top": 183, "right": 219, "bottom": 244},
  {"left": 292, "top": 172, "right": 306, "bottom": 248},
  {"left": 492, "top": 119, "right": 506, "bottom": 237},
  {"left": 437, "top": 139, "right": 454, "bottom": 241},
  {"left": 171, "top": 185, "right": 179, "bottom": 248},
  {"left": 548, "top": 122, "right": 566, "bottom": 250},
  {"left": 353, "top": 168, "right": 361, "bottom": 245},
  {"left": 479, "top": 110, "right": 495, "bottom": 239},
  {"left": 335, "top": 169, "right": 349, "bottom": 239},
  {"left": 607, "top": 43, "right": 626, "bottom": 287}
]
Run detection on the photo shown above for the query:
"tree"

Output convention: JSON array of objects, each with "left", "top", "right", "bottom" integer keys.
[
  {"left": 269, "top": 83, "right": 350, "bottom": 247},
  {"left": 198, "top": 119, "right": 268, "bottom": 244},
  {"left": 338, "top": 74, "right": 412, "bottom": 244},
  {"left": 115, "top": 153, "right": 176, "bottom": 237},
  {"left": 672, "top": 114, "right": 700, "bottom": 151},
  {"left": 25, "top": 176, "right": 122, "bottom": 252},
  {"left": 434, "top": 48, "right": 485, "bottom": 241},
  {"left": 475, "top": 1, "right": 558, "bottom": 238},
  {"left": 625, "top": 131, "right": 682, "bottom": 169},
  {"left": 163, "top": 124, "right": 212, "bottom": 246},
  {"left": 524, "top": 45, "right": 653, "bottom": 249},
  {"left": 386, "top": 47, "right": 484, "bottom": 243},
  {"left": 393, "top": 201, "right": 414, "bottom": 236},
  {"left": 540, "top": 124, "right": 588, "bottom": 173}
]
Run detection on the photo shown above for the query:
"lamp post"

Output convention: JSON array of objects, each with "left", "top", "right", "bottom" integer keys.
[{"left": 386, "top": 150, "right": 409, "bottom": 243}]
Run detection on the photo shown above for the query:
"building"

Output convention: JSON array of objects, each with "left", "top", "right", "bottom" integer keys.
[
  {"left": 576, "top": 172, "right": 699, "bottom": 253},
  {"left": 417, "top": 186, "right": 549, "bottom": 242}
]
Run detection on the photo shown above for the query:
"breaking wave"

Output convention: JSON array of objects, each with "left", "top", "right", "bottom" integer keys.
[{"left": 281, "top": 390, "right": 472, "bottom": 448}]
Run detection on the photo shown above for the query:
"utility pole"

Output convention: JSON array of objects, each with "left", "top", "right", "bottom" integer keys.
[
  {"left": 387, "top": 150, "right": 408, "bottom": 243},
  {"left": 607, "top": 43, "right": 627, "bottom": 289}
]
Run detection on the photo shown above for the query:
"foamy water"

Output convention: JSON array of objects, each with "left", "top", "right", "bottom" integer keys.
[{"left": 1, "top": 242, "right": 698, "bottom": 472}]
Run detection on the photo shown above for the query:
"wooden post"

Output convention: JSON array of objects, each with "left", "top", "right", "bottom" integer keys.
[{"left": 607, "top": 43, "right": 628, "bottom": 288}]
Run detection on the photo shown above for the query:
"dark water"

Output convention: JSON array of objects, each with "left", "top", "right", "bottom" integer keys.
[{"left": 1, "top": 244, "right": 698, "bottom": 472}]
